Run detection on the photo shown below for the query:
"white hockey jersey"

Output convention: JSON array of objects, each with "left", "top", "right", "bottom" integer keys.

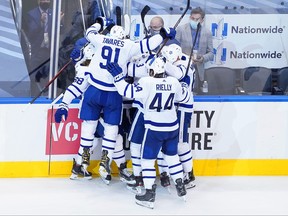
[
  {"left": 85, "top": 27, "right": 164, "bottom": 91},
  {"left": 61, "top": 64, "right": 91, "bottom": 105},
  {"left": 127, "top": 53, "right": 151, "bottom": 112},
  {"left": 164, "top": 54, "right": 195, "bottom": 112},
  {"left": 114, "top": 75, "right": 191, "bottom": 131}
]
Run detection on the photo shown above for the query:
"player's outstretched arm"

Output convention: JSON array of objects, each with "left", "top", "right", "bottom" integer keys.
[
  {"left": 106, "top": 62, "right": 143, "bottom": 99},
  {"left": 85, "top": 16, "right": 115, "bottom": 43},
  {"left": 130, "top": 27, "right": 176, "bottom": 58}
]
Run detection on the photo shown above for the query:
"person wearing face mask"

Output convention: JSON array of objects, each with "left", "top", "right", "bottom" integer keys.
[
  {"left": 146, "top": 16, "right": 180, "bottom": 52},
  {"left": 24, "top": 0, "right": 64, "bottom": 96},
  {"left": 147, "top": 16, "right": 164, "bottom": 37},
  {"left": 175, "top": 7, "right": 214, "bottom": 94}
]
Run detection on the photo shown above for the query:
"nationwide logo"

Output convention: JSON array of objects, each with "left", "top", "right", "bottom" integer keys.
[
  {"left": 211, "top": 18, "right": 228, "bottom": 40},
  {"left": 213, "top": 42, "right": 227, "bottom": 65},
  {"left": 211, "top": 18, "right": 228, "bottom": 65}
]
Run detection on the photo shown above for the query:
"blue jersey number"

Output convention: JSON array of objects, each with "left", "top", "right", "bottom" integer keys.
[
  {"left": 149, "top": 93, "right": 175, "bottom": 112},
  {"left": 100, "top": 46, "right": 120, "bottom": 68}
]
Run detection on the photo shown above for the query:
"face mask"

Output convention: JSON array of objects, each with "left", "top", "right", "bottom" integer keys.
[
  {"left": 190, "top": 20, "right": 199, "bottom": 30},
  {"left": 148, "top": 28, "right": 160, "bottom": 36},
  {"left": 39, "top": 2, "right": 50, "bottom": 11}
]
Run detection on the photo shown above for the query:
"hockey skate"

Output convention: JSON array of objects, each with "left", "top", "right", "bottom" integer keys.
[
  {"left": 126, "top": 175, "right": 144, "bottom": 194},
  {"left": 184, "top": 169, "right": 196, "bottom": 189},
  {"left": 135, "top": 184, "right": 157, "bottom": 209},
  {"left": 119, "top": 162, "right": 136, "bottom": 184},
  {"left": 99, "top": 150, "right": 112, "bottom": 185},
  {"left": 70, "top": 158, "right": 92, "bottom": 180},
  {"left": 160, "top": 172, "right": 171, "bottom": 193},
  {"left": 81, "top": 147, "right": 90, "bottom": 170},
  {"left": 175, "top": 178, "right": 187, "bottom": 201}
]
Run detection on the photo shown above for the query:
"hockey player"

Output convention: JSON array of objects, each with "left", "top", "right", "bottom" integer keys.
[
  {"left": 125, "top": 52, "right": 174, "bottom": 193},
  {"left": 81, "top": 17, "right": 176, "bottom": 185},
  {"left": 161, "top": 43, "right": 196, "bottom": 189},
  {"left": 54, "top": 37, "right": 135, "bottom": 184},
  {"left": 125, "top": 52, "right": 153, "bottom": 193},
  {"left": 106, "top": 57, "right": 190, "bottom": 209}
]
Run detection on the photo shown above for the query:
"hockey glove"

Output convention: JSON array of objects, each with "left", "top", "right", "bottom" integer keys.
[
  {"left": 54, "top": 102, "right": 69, "bottom": 123},
  {"left": 70, "top": 48, "right": 83, "bottom": 64},
  {"left": 106, "top": 62, "right": 125, "bottom": 82},
  {"left": 95, "top": 16, "right": 115, "bottom": 32},
  {"left": 160, "top": 27, "right": 176, "bottom": 40}
]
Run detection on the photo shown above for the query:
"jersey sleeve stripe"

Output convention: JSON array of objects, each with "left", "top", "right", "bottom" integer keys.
[
  {"left": 140, "top": 40, "right": 144, "bottom": 53},
  {"left": 123, "top": 83, "right": 131, "bottom": 98},
  {"left": 178, "top": 65, "right": 186, "bottom": 80},
  {"left": 66, "top": 88, "right": 78, "bottom": 99},
  {"left": 146, "top": 38, "right": 150, "bottom": 52},
  {"left": 133, "top": 63, "right": 136, "bottom": 77},
  {"left": 70, "top": 83, "right": 83, "bottom": 94},
  {"left": 177, "top": 90, "right": 189, "bottom": 103},
  {"left": 133, "top": 100, "right": 143, "bottom": 108}
]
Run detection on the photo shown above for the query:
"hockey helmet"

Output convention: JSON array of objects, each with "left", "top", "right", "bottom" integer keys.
[
  {"left": 110, "top": 25, "right": 125, "bottom": 39},
  {"left": 145, "top": 57, "right": 165, "bottom": 76},
  {"left": 162, "top": 44, "right": 182, "bottom": 63},
  {"left": 83, "top": 43, "right": 95, "bottom": 60}
]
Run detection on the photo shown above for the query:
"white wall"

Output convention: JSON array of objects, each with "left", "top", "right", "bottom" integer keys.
[{"left": 1, "top": 98, "right": 288, "bottom": 163}]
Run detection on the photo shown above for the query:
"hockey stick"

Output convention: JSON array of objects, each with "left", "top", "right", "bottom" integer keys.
[
  {"left": 115, "top": 6, "right": 121, "bottom": 26},
  {"left": 28, "top": 59, "right": 72, "bottom": 105},
  {"left": 28, "top": 24, "right": 112, "bottom": 105},
  {"left": 79, "top": 0, "right": 86, "bottom": 31},
  {"left": 156, "top": 0, "right": 190, "bottom": 56},
  {"left": 185, "top": 22, "right": 201, "bottom": 76},
  {"left": 98, "top": 0, "right": 106, "bottom": 17},
  {"left": 124, "top": 14, "right": 130, "bottom": 38},
  {"left": 141, "top": 5, "right": 150, "bottom": 38},
  {"left": 101, "top": 23, "right": 115, "bottom": 35}
]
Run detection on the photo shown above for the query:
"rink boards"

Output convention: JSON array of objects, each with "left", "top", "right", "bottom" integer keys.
[{"left": 1, "top": 96, "right": 288, "bottom": 177}]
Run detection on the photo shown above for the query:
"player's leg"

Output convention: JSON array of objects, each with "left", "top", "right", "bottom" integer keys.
[
  {"left": 135, "top": 129, "right": 161, "bottom": 209},
  {"left": 113, "top": 133, "right": 135, "bottom": 184},
  {"left": 94, "top": 115, "right": 135, "bottom": 184},
  {"left": 70, "top": 120, "right": 98, "bottom": 180},
  {"left": 162, "top": 129, "right": 187, "bottom": 199},
  {"left": 178, "top": 110, "right": 195, "bottom": 189},
  {"left": 71, "top": 86, "right": 101, "bottom": 180},
  {"left": 126, "top": 109, "right": 145, "bottom": 192},
  {"left": 156, "top": 150, "right": 170, "bottom": 188},
  {"left": 99, "top": 91, "right": 123, "bottom": 184}
]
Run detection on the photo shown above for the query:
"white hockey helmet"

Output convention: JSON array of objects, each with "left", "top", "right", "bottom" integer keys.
[
  {"left": 110, "top": 25, "right": 125, "bottom": 39},
  {"left": 145, "top": 57, "right": 165, "bottom": 76},
  {"left": 83, "top": 43, "right": 95, "bottom": 60},
  {"left": 162, "top": 44, "right": 182, "bottom": 63}
]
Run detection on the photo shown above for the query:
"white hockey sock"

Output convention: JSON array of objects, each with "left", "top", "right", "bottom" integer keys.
[
  {"left": 178, "top": 142, "right": 193, "bottom": 173},
  {"left": 141, "top": 159, "right": 156, "bottom": 190},
  {"left": 163, "top": 154, "right": 184, "bottom": 184},
  {"left": 157, "top": 151, "right": 169, "bottom": 174},
  {"left": 130, "top": 142, "right": 142, "bottom": 176},
  {"left": 112, "top": 134, "right": 126, "bottom": 167}
]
